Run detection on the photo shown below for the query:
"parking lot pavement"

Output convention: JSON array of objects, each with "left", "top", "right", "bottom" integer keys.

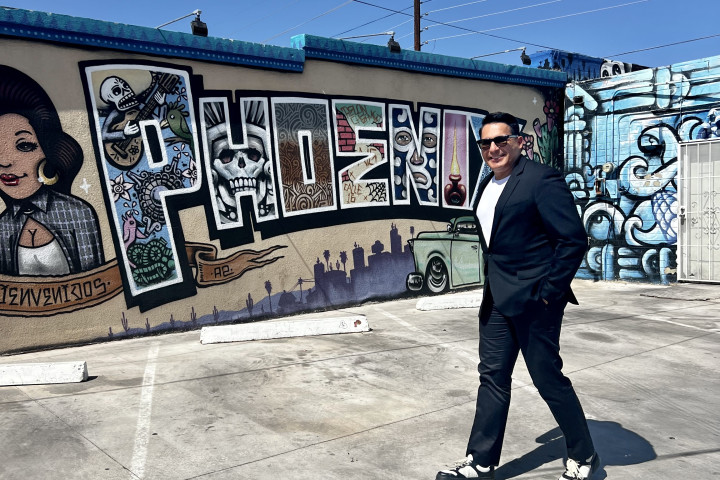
[{"left": 1, "top": 279, "right": 719, "bottom": 479}]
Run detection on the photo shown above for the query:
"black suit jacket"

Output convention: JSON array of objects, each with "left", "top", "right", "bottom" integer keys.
[{"left": 473, "top": 156, "right": 587, "bottom": 318}]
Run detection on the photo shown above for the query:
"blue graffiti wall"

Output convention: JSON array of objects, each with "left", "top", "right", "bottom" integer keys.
[
  {"left": 565, "top": 54, "right": 720, "bottom": 283},
  {"left": 530, "top": 49, "right": 649, "bottom": 82}
]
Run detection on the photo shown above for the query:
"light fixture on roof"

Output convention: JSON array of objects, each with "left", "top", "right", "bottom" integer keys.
[
  {"left": 156, "top": 9, "right": 208, "bottom": 37},
  {"left": 471, "top": 46, "right": 532, "bottom": 65},
  {"left": 520, "top": 48, "right": 532, "bottom": 65},
  {"left": 339, "top": 31, "right": 401, "bottom": 53},
  {"left": 387, "top": 35, "right": 401, "bottom": 53}
]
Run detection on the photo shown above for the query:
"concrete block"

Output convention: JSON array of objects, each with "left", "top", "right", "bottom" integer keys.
[
  {"left": 0, "top": 361, "right": 88, "bottom": 386},
  {"left": 416, "top": 293, "right": 482, "bottom": 311},
  {"left": 200, "top": 315, "right": 369, "bottom": 344}
]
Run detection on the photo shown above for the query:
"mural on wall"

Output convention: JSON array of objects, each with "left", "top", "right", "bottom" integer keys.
[
  {"left": 389, "top": 105, "right": 440, "bottom": 205},
  {"left": 534, "top": 98, "right": 562, "bottom": 170},
  {"left": 86, "top": 64, "right": 202, "bottom": 297},
  {"left": 532, "top": 49, "right": 649, "bottom": 82},
  {"left": 107, "top": 221, "right": 416, "bottom": 337},
  {"left": 600, "top": 60, "right": 640, "bottom": 78},
  {"left": 333, "top": 100, "right": 388, "bottom": 208},
  {"left": 0, "top": 65, "right": 123, "bottom": 317},
  {"left": 0, "top": 65, "right": 105, "bottom": 276},
  {"left": 272, "top": 98, "right": 337, "bottom": 216},
  {"left": 201, "top": 96, "right": 278, "bottom": 229},
  {"left": 442, "top": 112, "right": 470, "bottom": 209},
  {"left": 406, "top": 216, "right": 482, "bottom": 294},
  {"left": 565, "top": 57, "right": 720, "bottom": 283},
  {"left": 82, "top": 64, "right": 541, "bottom": 312},
  {"left": 697, "top": 108, "right": 720, "bottom": 139},
  {"left": 0, "top": 59, "right": 564, "bottom": 328}
]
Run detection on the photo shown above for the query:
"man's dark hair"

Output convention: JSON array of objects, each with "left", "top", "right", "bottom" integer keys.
[{"left": 481, "top": 112, "right": 520, "bottom": 136}]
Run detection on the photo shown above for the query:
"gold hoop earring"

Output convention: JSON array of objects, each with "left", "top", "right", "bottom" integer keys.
[{"left": 38, "top": 160, "right": 59, "bottom": 186}]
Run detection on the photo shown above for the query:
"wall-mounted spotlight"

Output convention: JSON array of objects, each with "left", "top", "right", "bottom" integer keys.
[
  {"left": 191, "top": 11, "right": 208, "bottom": 37},
  {"left": 387, "top": 35, "right": 401, "bottom": 53},
  {"left": 471, "top": 46, "right": 529, "bottom": 64},
  {"left": 520, "top": 48, "right": 532, "bottom": 65},
  {"left": 156, "top": 9, "right": 208, "bottom": 37}
]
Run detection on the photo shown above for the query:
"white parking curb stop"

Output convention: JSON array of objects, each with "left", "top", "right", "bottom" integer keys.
[
  {"left": 416, "top": 293, "right": 482, "bottom": 311},
  {"left": 200, "top": 315, "right": 370, "bottom": 344},
  {"left": 0, "top": 361, "right": 88, "bottom": 386}
]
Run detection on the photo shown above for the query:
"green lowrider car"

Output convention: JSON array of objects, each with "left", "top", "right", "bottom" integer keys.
[{"left": 406, "top": 216, "right": 485, "bottom": 293}]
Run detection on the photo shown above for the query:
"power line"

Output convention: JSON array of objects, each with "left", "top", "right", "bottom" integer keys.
[
  {"left": 300, "top": 0, "right": 717, "bottom": 64},
  {"left": 425, "top": 0, "right": 650, "bottom": 43},
  {"left": 383, "top": 17, "right": 414, "bottom": 35},
  {"left": 241, "top": 0, "right": 304, "bottom": 37},
  {"left": 608, "top": 32, "right": 720, "bottom": 58},
  {"left": 332, "top": 4, "right": 413, "bottom": 38},
  {"left": 426, "top": 0, "right": 491, "bottom": 14},
  {"left": 396, "top": 29, "right": 419, "bottom": 42},
  {"left": 262, "top": 0, "right": 353, "bottom": 43},
  {"left": 334, "top": 0, "right": 433, "bottom": 40},
  {"left": 425, "top": 0, "right": 563, "bottom": 30},
  {"left": 362, "top": 18, "right": 414, "bottom": 44},
  {"left": 351, "top": 0, "right": 556, "bottom": 50},
  {"left": 253, "top": 0, "right": 303, "bottom": 25}
]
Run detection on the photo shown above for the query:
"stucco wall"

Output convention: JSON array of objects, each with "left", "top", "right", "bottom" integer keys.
[
  {"left": 565, "top": 55, "right": 720, "bottom": 283},
  {"left": 0, "top": 9, "right": 566, "bottom": 353}
]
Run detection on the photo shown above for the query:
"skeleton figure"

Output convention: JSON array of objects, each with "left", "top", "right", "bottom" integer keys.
[
  {"left": 100, "top": 76, "right": 139, "bottom": 112},
  {"left": 99, "top": 75, "right": 167, "bottom": 143},
  {"left": 204, "top": 100, "right": 276, "bottom": 225},
  {"left": 391, "top": 108, "right": 439, "bottom": 204}
]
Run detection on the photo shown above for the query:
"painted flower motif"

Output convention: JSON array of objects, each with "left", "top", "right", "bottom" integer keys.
[
  {"left": 522, "top": 135, "right": 534, "bottom": 160},
  {"left": 173, "top": 143, "right": 190, "bottom": 155},
  {"left": 182, "top": 159, "right": 197, "bottom": 185},
  {"left": 543, "top": 99, "right": 559, "bottom": 131},
  {"left": 110, "top": 173, "right": 133, "bottom": 202},
  {"left": 173, "top": 144, "right": 191, "bottom": 166},
  {"left": 173, "top": 86, "right": 188, "bottom": 100}
]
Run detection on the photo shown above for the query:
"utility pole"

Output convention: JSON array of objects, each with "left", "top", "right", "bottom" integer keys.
[{"left": 414, "top": 0, "right": 421, "bottom": 51}]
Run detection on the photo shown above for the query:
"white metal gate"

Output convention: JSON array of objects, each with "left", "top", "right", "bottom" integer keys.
[{"left": 678, "top": 139, "right": 720, "bottom": 282}]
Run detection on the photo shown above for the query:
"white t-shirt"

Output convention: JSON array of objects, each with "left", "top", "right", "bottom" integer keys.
[{"left": 476, "top": 175, "right": 510, "bottom": 245}]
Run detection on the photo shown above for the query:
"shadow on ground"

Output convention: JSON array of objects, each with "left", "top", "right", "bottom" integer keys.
[{"left": 495, "top": 420, "right": 656, "bottom": 479}]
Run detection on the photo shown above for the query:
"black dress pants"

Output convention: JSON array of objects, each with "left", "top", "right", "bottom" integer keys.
[{"left": 466, "top": 295, "right": 595, "bottom": 466}]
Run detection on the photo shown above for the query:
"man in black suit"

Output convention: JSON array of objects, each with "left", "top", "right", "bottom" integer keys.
[{"left": 436, "top": 112, "right": 600, "bottom": 480}]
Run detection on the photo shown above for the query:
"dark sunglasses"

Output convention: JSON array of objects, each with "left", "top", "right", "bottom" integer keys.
[{"left": 477, "top": 135, "right": 518, "bottom": 150}]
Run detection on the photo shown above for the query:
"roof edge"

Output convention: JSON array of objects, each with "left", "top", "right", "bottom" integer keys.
[
  {"left": 292, "top": 34, "right": 568, "bottom": 87},
  {"left": 0, "top": 7, "right": 305, "bottom": 72}
]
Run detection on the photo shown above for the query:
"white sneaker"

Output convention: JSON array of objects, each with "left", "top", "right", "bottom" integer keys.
[
  {"left": 559, "top": 453, "right": 600, "bottom": 480},
  {"left": 436, "top": 454, "right": 495, "bottom": 479}
]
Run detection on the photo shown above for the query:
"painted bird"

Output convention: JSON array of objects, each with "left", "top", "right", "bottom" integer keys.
[{"left": 162, "top": 100, "right": 194, "bottom": 154}]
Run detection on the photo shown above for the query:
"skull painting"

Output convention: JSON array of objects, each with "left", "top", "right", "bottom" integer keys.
[
  {"left": 391, "top": 107, "right": 439, "bottom": 204},
  {"left": 203, "top": 99, "right": 277, "bottom": 226},
  {"left": 100, "top": 76, "right": 139, "bottom": 111}
]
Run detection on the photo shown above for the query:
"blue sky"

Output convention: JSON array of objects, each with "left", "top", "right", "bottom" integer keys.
[{"left": 3, "top": 0, "right": 716, "bottom": 68}]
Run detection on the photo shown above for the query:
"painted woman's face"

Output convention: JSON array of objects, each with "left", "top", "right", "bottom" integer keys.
[{"left": 0, "top": 113, "right": 45, "bottom": 200}]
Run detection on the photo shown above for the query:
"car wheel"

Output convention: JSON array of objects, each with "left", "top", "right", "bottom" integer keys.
[{"left": 426, "top": 258, "right": 449, "bottom": 293}]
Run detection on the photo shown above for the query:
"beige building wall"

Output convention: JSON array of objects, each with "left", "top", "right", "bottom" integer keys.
[{"left": 0, "top": 11, "right": 566, "bottom": 353}]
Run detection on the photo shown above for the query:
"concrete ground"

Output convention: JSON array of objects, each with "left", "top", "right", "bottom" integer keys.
[{"left": 1, "top": 279, "right": 719, "bottom": 479}]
